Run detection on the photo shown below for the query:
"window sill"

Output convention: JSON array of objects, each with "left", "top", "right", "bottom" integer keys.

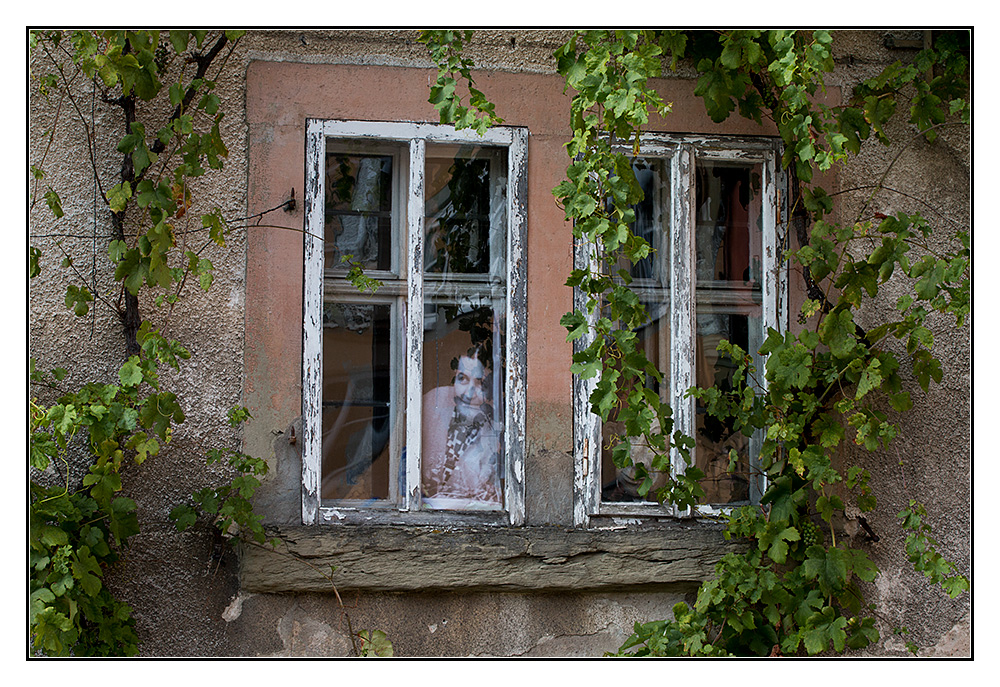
[{"left": 239, "top": 521, "right": 740, "bottom": 593}]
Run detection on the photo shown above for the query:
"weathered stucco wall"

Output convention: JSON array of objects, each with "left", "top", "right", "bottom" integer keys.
[
  {"left": 825, "top": 31, "right": 972, "bottom": 656},
  {"left": 28, "top": 29, "right": 970, "bottom": 657}
]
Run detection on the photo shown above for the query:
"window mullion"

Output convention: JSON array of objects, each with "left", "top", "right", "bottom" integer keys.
[
  {"left": 761, "top": 152, "right": 779, "bottom": 343},
  {"left": 670, "top": 144, "right": 696, "bottom": 519},
  {"left": 403, "top": 137, "right": 426, "bottom": 512},
  {"left": 505, "top": 128, "right": 528, "bottom": 525},
  {"left": 301, "top": 120, "right": 325, "bottom": 524},
  {"left": 751, "top": 150, "right": 783, "bottom": 504}
]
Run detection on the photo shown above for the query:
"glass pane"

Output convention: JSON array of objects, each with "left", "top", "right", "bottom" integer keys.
[
  {"left": 420, "top": 143, "right": 507, "bottom": 511},
  {"left": 424, "top": 145, "right": 506, "bottom": 276},
  {"left": 602, "top": 158, "right": 671, "bottom": 503},
  {"left": 694, "top": 161, "right": 763, "bottom": 504},
  {"left": 421, "top": 301, "right": 505, "bottom": 510},
  {"left": 628, "top": 158, "right": 670, "bottom": 286},
  {"left": 321, "top": 302, "right": 395, "bottom": 503},
  {"left": 325, "top": 150, "right": 394, "bottom": 272},
  {"left": 600, "top": 297, "right": 672, "bottom": 502}
]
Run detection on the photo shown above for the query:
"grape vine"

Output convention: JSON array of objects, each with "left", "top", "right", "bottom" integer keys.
[{"left": 420, "top": 28, "right": 970, "bottom": 656}]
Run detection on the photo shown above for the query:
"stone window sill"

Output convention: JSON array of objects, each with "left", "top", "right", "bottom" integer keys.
[{"left": 239, "top": 522, "right": 738, "bottom": 593}]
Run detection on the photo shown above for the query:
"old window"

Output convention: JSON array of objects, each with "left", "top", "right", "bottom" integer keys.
[
  {"left": 302, "top": 120, "right": 527, "bottom": 526},
  {"left": 573, "top": 135, "right": 787, "bottom": 526}
]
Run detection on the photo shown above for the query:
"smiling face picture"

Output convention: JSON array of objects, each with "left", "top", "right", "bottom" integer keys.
[{"left": 452, "top": 354, "right": 487, "bottom": 421}]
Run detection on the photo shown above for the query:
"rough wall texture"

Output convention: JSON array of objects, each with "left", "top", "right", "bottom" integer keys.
[
  {"left": 28, "top": 29, "right": 970, "bottom": 657},
  {"left": 825, "top": 31, "right": 972, "bottom": 656}
]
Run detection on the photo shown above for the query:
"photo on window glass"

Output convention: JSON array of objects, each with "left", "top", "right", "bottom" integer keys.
[
  {"left": 421, "top": 303, "right": 504, "bottom": 510},
  {"left": 421, "top": 143, "right": 507, "bottom": 511}
]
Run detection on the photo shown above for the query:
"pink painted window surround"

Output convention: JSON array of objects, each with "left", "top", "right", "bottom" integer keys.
[{"left": 243, "top": 61, "right": 791, "bottom": 530}]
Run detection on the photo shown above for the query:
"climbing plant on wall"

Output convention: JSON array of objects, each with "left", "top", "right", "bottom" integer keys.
[
  {"left": 27, "top": 29, "right": 254, "bottom": 656},
  {"left": 419, "top": 29, "right": 970, "bottom": 656},
  {"left": 28, "top": 29, "right": 391, "bottom": 658},
  {"left": 27, "top": 28, "right": 970, "bottom": 658}
]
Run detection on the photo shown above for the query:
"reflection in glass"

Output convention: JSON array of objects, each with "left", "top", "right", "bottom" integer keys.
[
  {"left": 602, "top": 158, "right": 672, "bottom": 503},
  {"left": 628, "top": 159, "right": 670, "bottom": 284},
  {"left": 424, "top": 146, "right": 505, "bottom": 276},
  {"left": 421, "top": 144, "right": 506, "bottom": 510},
  {"left": 324, "top": 152, "right": 394, "bottom": 272},
  {"left": 321, "top": 303, "right": 394, "bottom": 502},
  {"left": 694, "top": 161, "right": 763, "bottom": 504}
]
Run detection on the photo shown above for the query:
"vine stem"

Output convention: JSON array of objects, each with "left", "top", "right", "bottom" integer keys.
[
  {"left": 855, "top": 121, "right": 965, "bottom": 226},
  {"left": 823, "top": 485, "right": 837, "bottom": 550},
  {"left": 29, "top": 85, "right": 67, "bottom": 211},
  {"left": 29, "top": 415, "right": 77, "bottom": 508},
  {"left": 39, "top": 37, "right": 110, "bottom": 205},
  {"left": 832, "top": 184, "right": 963, "bottom": 230}
]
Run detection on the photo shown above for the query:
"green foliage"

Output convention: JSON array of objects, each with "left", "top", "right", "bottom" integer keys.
[
  {"left": 28, "top": 29, "right": 245, "bottom": 656},
  {"left": 418, "top": 30, "right": 503, "bottom": 135},
  {"left": 898, "top": 500, "right": 970, "bottom": 598},
  {"left": 340, "top": 254, "right": 383, "bottom": 294},
  {"left": 29, "top": 27, "right": 970, "bottom": 658},
  {"left": 605, "top": 32, "right": 967, "bottom": 657},
  {"left": 29, "top": 347, "right": 187, "bottom": 655},
  {"left": 44, "top": 188, "right": 64, "bottom": 218},
  {"left": 29, "top": 484, "right": 140, "bottom": 656},
  {"left": 422, "top": 29, "right": 969, "bottom": 657},
  {"left": 681, "top": 30, "right": 969, "bottom": 181},
  {"left": 31, "top": 28, "right": 388, "bottom": 658},
  {"left": 892, "top": 625, "right": 920, "bottom": 655},
  {"left": 358, "top": 629, "right": 395, "bottom": 657},
  {"left": 31, "top": 30, "right": 243, "bottom": 314},
  {"left": 549, "top": 31, "right": 707, "bottom": 509},
  {"left": 170, "top": 407, "right": 279, "bottom": 548}
]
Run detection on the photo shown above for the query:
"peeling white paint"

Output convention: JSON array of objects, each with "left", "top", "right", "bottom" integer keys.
[
  {"left": 588, "top": 522, "right": 630, "bottom": 531},
  {"left": 572, "top": 134, "right": 786, "bottom": 524},
  {"left": 301, "top": 119, "right": 326, "bottom": 525},
  {"left": 572, "top": 238, "right": 601, "bottom": 527},
  {"left": 405, "top": 136, "right": 425, "bottom": 513},
  {"left": 505, "top": 127, "right": 529, "bottom": 526},
  {"left": 670, "top": 144, "right": 696, "bottom": 520},
  {"left": 302, "top": 120, "right": 528, "bottom": 527}
]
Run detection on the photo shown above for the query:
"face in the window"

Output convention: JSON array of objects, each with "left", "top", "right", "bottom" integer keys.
[{"left": 453, "top": 355, "right": 487, "bottom": 421}]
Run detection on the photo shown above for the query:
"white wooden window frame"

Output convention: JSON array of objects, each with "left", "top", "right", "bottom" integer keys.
[
  {"left": 302, "top": 119, "right": 528, "bottom": 526},
  {"left": 573, "top": 134, "right": 788, "bottom": 527}
]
